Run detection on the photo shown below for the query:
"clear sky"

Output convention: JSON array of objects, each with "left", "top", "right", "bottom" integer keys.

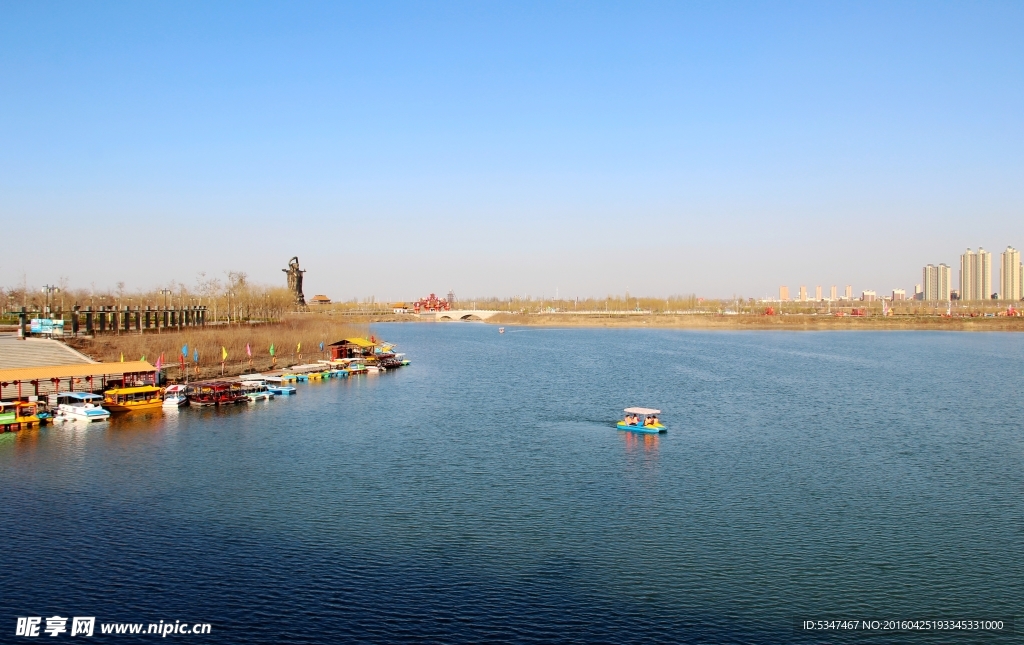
[{"left": 2, "top": 1, "right": 1022, "bottom": 300}]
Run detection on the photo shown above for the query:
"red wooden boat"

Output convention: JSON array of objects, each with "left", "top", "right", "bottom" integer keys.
[{"left": 189, "top": 382, "right": 246, "bottom": 407}]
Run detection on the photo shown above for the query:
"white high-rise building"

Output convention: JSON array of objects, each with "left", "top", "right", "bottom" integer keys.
[
  {"left": 1000, "top": 246, "right": 1021, "bottom": 300},
  {"left": 960, "top": 248, "right": 992, "bottom": 301},
  {"left": 815, "top": 285, "right": 822, "bottom": 301},
  {"left": 830, "top": 285, "right": 837, "bottom": 301},
  {"left": 922, "top": 264, "right": 952, "bottom": 301}
]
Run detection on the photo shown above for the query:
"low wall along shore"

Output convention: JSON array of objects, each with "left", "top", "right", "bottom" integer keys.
[{"left": 480, "top": 312, "right": 1024, "bottom": 331}]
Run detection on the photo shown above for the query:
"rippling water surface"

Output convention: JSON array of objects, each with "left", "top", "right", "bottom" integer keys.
[{"left": 2, "top": 324, "right": 1022, "bottom": 643}]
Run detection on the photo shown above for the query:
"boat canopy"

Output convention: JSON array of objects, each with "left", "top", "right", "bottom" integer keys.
[
  {"left": 57, "top": 392, "right": 103, "bottom": 401},
  {"left": 624, "top": 407, "right": 661, "bottom": 415},
  {"left": 164, "top": 385, "right": 186, "bottom": 393},
  {"left": 106, "top": 385, "right": 161, "bottom": 394},
  {"left": 330, "top": 338, "right": 375, "bottom": 348}
]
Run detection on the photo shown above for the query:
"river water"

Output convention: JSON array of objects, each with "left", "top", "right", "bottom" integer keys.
[{"left": 1, "top": 323, "right": 1021, "bottom": 643}]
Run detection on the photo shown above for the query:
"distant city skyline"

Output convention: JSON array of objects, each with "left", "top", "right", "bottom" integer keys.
[{"left": 773, "top": 243, "right": 1024, "bottom": 303}]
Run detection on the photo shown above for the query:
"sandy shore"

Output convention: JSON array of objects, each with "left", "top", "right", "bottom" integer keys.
[{"left": 481, "top": 313, "right": 1024, "bottom": 332}]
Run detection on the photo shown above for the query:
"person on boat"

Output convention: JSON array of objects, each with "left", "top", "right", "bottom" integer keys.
[{"left": 649, "top": 415, "right": 658, "bottom": 426}]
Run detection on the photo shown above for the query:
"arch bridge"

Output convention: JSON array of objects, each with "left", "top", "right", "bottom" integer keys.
[{"left": 434, "top": 310, "right": 501, "bottom": 321}]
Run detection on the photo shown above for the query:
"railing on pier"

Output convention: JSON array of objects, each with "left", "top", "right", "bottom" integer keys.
[{"left": 12, "top": 306, "right": 209, "bottom": 337}]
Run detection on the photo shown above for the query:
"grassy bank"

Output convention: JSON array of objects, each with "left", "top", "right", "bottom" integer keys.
[
  {"left": 66, "top": 316, "right": 371, "bottom": 380},
  {"left": 484, "top": 312, "right": 1024, "bottom": 331}
]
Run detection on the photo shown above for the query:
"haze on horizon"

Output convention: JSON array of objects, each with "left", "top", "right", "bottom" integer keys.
[{"left": 1, "top": 1, "right": 1022, "bottom": 302}]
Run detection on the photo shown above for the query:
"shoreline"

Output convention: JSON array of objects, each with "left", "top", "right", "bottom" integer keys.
[{"left": 474, "top": 313, "right": 1024, "bottom": 332}]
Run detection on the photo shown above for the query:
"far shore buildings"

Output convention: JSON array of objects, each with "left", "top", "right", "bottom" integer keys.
[
  {"left": 773, "top": 245, "right": 1023, "bottom": 306},
  {"left": 960, "top": 248, "right": 992, "bottom": 301},
  {"left": 1000, "top": 246, "right": 1022, "bottom": 301},
  {"left": 922, "top": 264, "right": 952, "bottom": 301},
  {"left": 777, "top": 284, "right": 848, "bottom": 302}
]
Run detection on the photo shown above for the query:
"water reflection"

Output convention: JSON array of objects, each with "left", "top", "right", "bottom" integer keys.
[
  {"left": 620, "top": 430, "right": 660, "bottom": 455},
  {"left": 108, "top": 409, "right": 166, "bottom": 428}
]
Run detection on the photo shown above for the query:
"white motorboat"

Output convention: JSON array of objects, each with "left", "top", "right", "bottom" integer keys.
[
  {"left": 241, "top": 380, "right": 274, "bottom": 402},
  {"left": 163, "top": 384, "right": 189, "bottom": 408},
  {"left": 55, "top": 392, "right": 111, "bottom": 422}
]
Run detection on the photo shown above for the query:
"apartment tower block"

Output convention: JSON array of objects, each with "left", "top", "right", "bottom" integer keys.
[
  {"left": 922, "top": 264, "right": 952, "bottom": 301},
  {"left": 960, "top": 248, "right": 992, "bottom": 301},
  {"left": 1000, "top": 246, "right": 1022, "bottom": 300}
]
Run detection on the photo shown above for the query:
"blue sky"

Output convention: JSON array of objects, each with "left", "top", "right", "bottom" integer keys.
[{"left": 2, "top": 1, "right": 1022, "bottom": 300}]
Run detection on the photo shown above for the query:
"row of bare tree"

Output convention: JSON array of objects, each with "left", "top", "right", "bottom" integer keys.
[{"left": 1, "top": 272, "right": 297, "bottom": 323}]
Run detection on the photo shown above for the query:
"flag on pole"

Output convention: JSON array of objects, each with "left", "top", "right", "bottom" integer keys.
[
  {"left": 182, "top": 344, "right": 188, "bottom": 358},
  {"left": 269, "top": 344, "right": 275, "bottom": 356},
  {"left": 246, "top": 343, "right": 251, "bottom": 357},
  {"left": 221, "top": 346, "right": 228, "bottom": 361},
  {"left": 297, "top": 342, "right": 301, "bottom": 353},
  {"left": 140, "top": 355, "right": 145, "bottom": 362},
  {"left": 319, "top": 341, "right": 324, "bottom": 352},
  {"left": 194, "top": 349, "right": 199, "bottom": 363},
  {"left": 155, "top": 355, "right": 163, "bottom": 371},
  {"left": 119, "top": 353, "right": 124, "bottom": 362}
]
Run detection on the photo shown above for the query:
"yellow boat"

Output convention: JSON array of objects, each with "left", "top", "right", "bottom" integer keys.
[
  {"left": 0, "top": 401, "right": 41, "bottom": 432},
  {"left": 103, "top": 386, "right": 163, "bottom": 412}
]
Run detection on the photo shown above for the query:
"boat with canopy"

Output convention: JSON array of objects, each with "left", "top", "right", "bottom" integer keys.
[
  {"left": 104, "top": 386, "right": 163, "bottom": 412},
  {"left": 163, "top": 384, "right": 189, "bottom": 408},
  {"left": 55, "top": 392, "right": 111, "bottom": 422},
  {"left": 617, "top": 407, "right": 666, "bottom": 433},
  {"left": 0, "top": 401, "right": 42, "bottom": 431}
]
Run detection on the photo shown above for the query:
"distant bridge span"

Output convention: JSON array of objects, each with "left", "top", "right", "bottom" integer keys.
[{"left": 434, "top": 309, "right": 502, "bottom": 321}]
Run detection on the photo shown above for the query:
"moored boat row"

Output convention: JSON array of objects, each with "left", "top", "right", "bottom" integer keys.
[{"left": 1, "top": 337, "right": 410, "bottom": 431}]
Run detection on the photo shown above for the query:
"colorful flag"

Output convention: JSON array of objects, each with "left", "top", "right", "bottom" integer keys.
[
  {"left": 155, "top": 355, "right": 163, "bottom": 371},
  {"left": 119, "top": 353, "right": 124, "bottom": 362},
  {"left": 319, "top": 341, "right": 324, "bottom": 352},
  {"left": 246, "top": 343, "right": 251, "bottom": 357},
  {"left": 221, "top": 346, "right": 228, "bottom": 361},
  {"left": 182, "top": 344, "right": 188, "bottom": 357},
  {"left": 297, "top": 342, "right": 301, "bottom": 353},
  {"left": 269, "top": 344, "right": 275, "bottom": 356},
  {"left": 140, "top": 355, "right": 145, "bottom": 362},
  {"left": 194, "top": 349, "right": 199, "bottom": 363}
]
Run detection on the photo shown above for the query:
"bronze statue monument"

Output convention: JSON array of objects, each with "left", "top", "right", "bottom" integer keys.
[{"left": 283, "top": 256, "right": 306, "bottom": 306}]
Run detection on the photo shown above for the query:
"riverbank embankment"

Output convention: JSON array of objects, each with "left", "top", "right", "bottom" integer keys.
[
  {"left": 63, "top": 316, "right": 372, "bottom": 379},
  {"left": 482, "top": 312, "right": 1024, "bottom": 331}
]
